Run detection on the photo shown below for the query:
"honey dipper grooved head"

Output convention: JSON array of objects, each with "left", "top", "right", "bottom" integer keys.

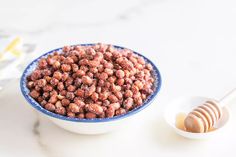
[
  {"left": 194, "top": 107, "right": 213, "bottom": 128},
  {"left": 184, "top": 100, "right": 223, "bottom": 133},
  {"left": 206, "top": 100, "right": 222, "bottom": 119},
  {"left": 190, "top": 110, "right": 209, "bottom": 132},
  {"left": 184, "top": 114, "right": 205, "bottom": 133},
  {"left": 199, "top": 105, "right": 216, "bottom": 126},
  {"left": 204, "top": 102, "right": 219, "bottom": 121}
]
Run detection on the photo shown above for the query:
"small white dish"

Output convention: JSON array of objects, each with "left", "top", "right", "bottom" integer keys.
[{"left": 164, "top": 96, "right": 230, "bottom": 139}]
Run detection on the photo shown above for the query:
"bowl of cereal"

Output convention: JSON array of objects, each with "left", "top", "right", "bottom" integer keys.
[{"left": 20, "top": 43, "right": 161, "bottom": 134}]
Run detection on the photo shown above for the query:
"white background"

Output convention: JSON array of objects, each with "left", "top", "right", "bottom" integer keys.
[{"left": 0, "top": 0, "right": 236, "bottom": 156}]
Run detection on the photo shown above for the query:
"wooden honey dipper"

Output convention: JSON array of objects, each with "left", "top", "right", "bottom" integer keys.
[{"left": 184, "top": 89, "right": 236, "bottom": 133}]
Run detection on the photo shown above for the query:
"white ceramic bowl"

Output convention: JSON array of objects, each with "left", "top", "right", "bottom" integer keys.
[
  {"left": 20, "top": 44, "right": 162, "bottom": 134},
  {"left": 164, "top": 96, "right": 230, "bottom": 139}
]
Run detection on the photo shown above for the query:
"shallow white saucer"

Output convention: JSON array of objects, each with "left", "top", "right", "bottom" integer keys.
[{"left": 164, "top": 96, "right": 230, "bottom": 140}]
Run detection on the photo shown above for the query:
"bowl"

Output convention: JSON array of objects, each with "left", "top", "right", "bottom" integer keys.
[
  {"left": 20, "top": 44, "right": 162, "bottom": 134},
  {"left": 164, "top": 96, "right": 230, "bottom": 139}
]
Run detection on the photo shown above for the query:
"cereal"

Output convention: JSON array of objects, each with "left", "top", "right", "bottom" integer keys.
[
  {"left": 104, "top": 68, "right": 113, "bottom": 76},
  {"left": 64, "top": 57, "right": 74, "bottom": 64},
  {"left": 57, "top": 82, "right": 64, "bottom": 91},
  {"left": 65, "top": 77, "right": 73, "bottom": 86},
  {"left": 116, "top": 78, "right": 124, "bottom": 86},
  {"left": 55, "top": 107, "right": 66, "bottom": 115},
  {"left": 88, "top": 60, "right": 100, "bottom": 67},
  {"left": 99, "top": 92, "right": 109, "bottom": 101},
  {"left": 61, "top": 98, "right": 70, "bottom": 106},
  {"left": 42, "top": 69, "right": 51, "bottom": 76},
  {"left": 106, "top": 106, "right": 115, "bottom": 118},
  {"left": 45, "top": 103, "right": 56, "bottom": 112},
  {"left": 116, "top": 108, "right": 126, "bottom": 116},
  {"left": 43, "top": 85, "right": 53, "bottom": 92},
  {"left": 69, "top": 103, "right": 80, "bottom": 113},
  {"left": 37, "top": 79, "right": 47, "bottom": 87},
  {"left": 48, "top": 95, "right": 58, "bottom": 103},
  {"left": 124, "top": 90, "right": 133, "bottom": 98},
  {"left": 66, "top": 92, "right": 75, "bottom": 100},
  {"left": 82, "top": 76, "right": 93, "bottom": 85},
  {"left": 27, "top": 81, "right": 34, "bottom": 89},
  {"left": 116, "top": 70, "right": 125, "bottom": 78},
  {"left": 91, "top": 92, "right": 99, "bottom": 101},
  {"left": 61, "top": 73, "right": 69, "bottom": 81},
  {"left": 55, "top": 101, "right": 62, "bottom": 108},
  {"left": 123, "top": 98, "right": 133, "bottom": 110},
  {"left": 42, "top": 92, "right": 50, "bottom": 99},
  {"left": 75, "top": 89, "right": 85, "bottom": 97},
  {"left": 103, "top": 100, "right": 110, "bottom": 106},
  {"left": 114, "top": 91, "right": 123, "bottom": 100},
  {"left": 59, "top": 90, "right": 67, "bottom": 96},
  {"left": 108, "top": 94, "right": 118, "bottom": 103},
  {"left": 53, "top": 61, "right": 61, "bottom": 69},
  {"left": 85, "top": 112, "right": 97, "bottom": 119},
  {"left": 40, "top": 100, "right": 47, "bottom": 107},
  {"left": 86, "top": 104, "right": 103, "bottom": 115},
  {"left": 30, "top": 90, "right": 40, "bottom": 99},
  {"left": 50, "top": 90, "right": 58, "bottom": 96},
  {"left": 61, "top": 64, "right": 71, "bottom": 72},
  {"left": 38, "top": 58, "right": 48, "bottom": 69},
  {"left": 27, "top": 44, "right": 155, "bottom": 119},
  {"left": 77, "top": 113, "right": 85, "bottom": 119},
  {"left": 67, "top": 85, "right": 76, "bottom": 92},
  {"left": 84, "top": 85, "right": 96, "bottom": 97},
  {"left": 50, "top": 78, "right": 59, "bottom": 86},
  {"left": 99, "top": 72, "right": 108, "bottom": 80},
  {"left": 74, "top": 99, "right": 85, "bottom": 107},
  {"left": 110, "top": 103, "right": 120, "bottom": 110},
  {"left": 67, "top": 112, "right": 75, "bottom": 118},
  {"left": 53, "top": 71, "right": 62, "bottom": 80},
  {"left": 76, "top": 70, "right": 85, "bottom": 77},
  {"left": 31, "top": 70, "right": 41, "bottom": 81},
  {"left": 134, "top": 80, "right": 143, "bottom": 90}
]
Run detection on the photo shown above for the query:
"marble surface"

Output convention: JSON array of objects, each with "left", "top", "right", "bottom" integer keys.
[{"left": 1, "top": 0, "right": 236, "bottom": 156}]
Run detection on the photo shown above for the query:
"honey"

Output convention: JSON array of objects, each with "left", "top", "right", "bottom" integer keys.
[{"left": 175, "top": 112, "right": 187, "bottom": 131}]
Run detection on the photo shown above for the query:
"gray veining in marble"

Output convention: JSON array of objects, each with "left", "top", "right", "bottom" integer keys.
[
  {"left": 1, "top": 0, "right": 236, "bottom": 156},
  {"left": 32, "top": 115, "right": 51, "bottom": 157}
]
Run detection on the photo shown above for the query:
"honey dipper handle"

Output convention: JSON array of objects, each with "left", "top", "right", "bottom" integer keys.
[{"left": 219, "top": 88, "right": 236, "bottom": 107}]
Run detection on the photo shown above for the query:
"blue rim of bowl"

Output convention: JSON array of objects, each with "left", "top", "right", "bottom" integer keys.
[{"left": 20, "top": 44, "right": 162, "bottom": 123}]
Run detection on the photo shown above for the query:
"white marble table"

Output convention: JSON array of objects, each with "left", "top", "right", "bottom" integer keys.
[{"left": 1, "top": 0, "right": 236, "bottom": 156}]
